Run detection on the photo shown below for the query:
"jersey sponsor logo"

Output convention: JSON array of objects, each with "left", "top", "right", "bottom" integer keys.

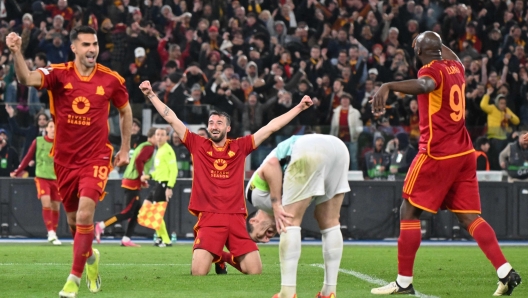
[
  {"left": 96, "top": 86, "right": 105, "bottom": 96},
  {"left": 68, "top": 96, "right": 92, "bottom": 126},
  {"left": 64, "top": 82, "right": 73, "bottom": 89},
  {"left": 72, "top": 96, "right": 91, "bottom": 115},
  {"left": 213, "top": 159, "right": 227, "bottom": 171},
  {"left": 211, "top": 159, "right": 229, "bottom": 178}
]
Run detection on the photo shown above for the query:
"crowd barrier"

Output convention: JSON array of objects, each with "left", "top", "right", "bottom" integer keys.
[{"left": 1, "top": 178, "right": 527, "bottom": 240}]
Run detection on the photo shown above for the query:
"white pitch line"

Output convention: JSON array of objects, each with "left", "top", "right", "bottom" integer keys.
[
  {"left": 0, "top": 263, "right": 191, "bottom": 266},
  {"left": 310, "top": 264, "right": 440, "bottom": 298}
]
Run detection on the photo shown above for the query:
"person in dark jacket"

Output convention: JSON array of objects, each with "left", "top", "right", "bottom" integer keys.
[{"left": 475, "top": 136, "right": 490, "bottom": 171}]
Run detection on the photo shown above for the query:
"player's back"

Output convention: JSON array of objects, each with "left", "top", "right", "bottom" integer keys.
[{"left": 416, "top": 59, "right": 474, "bottom": 159}]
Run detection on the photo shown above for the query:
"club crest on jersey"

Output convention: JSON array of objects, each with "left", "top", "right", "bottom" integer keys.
[
  {"left": 96, "top": 86, "right": 105, "bottom": 96},
  {"left": 228, "top": 150, "right": 235, "bottom": 157}
]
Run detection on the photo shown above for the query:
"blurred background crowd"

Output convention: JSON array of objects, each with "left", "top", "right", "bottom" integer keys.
[{"left": 1, "top": 0, "right": 528, "bottom": 180}]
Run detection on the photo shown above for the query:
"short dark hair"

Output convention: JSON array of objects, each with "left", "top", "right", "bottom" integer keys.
[
  {"left": 35, "top": 52, "right": 48, "bottom": 64},
  {"left": 475, "top": 136, "right": 489, "bottom": 149},
  {"left": 35, "top": 112, "right": 49, "bottom": 124},
  {"left": 246, "top": 210, "right": 258, "bottom": 235},
  {"left": 165, "top": 60, "right": 177, "bottom": 69},
  {"left": 70, "top": 25, "right": 97, "bottom": 42},
  {"left": 146, "top": 127, "right": 157, "bottom": 138},
  {"left": 209, "top": 110, "right": 231, "bottom": 126},
  {"left": 198, "top": 127, "right": 209, "bottom": 137}
]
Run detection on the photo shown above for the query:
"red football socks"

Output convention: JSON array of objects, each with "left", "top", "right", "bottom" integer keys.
[
  {"left": 71, "top": 224, "right": 94, "bottom": 277},
  {"left": 221, "top": 251, "right": 242, "bottom": 272},
  {"left": 398, "top": 220, "right": 422, "bottom": 277},
  {"left": 51, "top": 210, "right": 59, "bottom": 231},
  {"left": 468, "top": 217, "right": 507, "bottom": 269},
  {"left": 42, "top": 207, "right": 53, "bottom": 232}
]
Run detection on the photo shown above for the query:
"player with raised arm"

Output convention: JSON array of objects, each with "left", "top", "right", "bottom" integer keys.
[
  {"left": 370, "top": 31, "right": 521, "bottom": 296},
  {"left": 138, "top": 80, "right": 312, "bottom": 276},
  {"left": 11, "top": 119, "right": 62, "bottom": 246},
  {"left": 6, "top": 26, "right": 132, "bottom": 298}
]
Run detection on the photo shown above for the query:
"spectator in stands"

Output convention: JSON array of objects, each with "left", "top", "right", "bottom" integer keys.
[
  {"left": 44, "top": 0, "right": 74, "bottom": 24},
  {"left": 196, "top": 127, "right": 209, "bottom": 138},
  {"left": 386, "top": 132, "right": 417, "bottom": 180},
  {"left": 330, "top": 92, "right": 362, "bottom": 170},
  {"left": 14, "top": 13, "right": 40, "bottom": 60},
  {"left": 125, "top": 47, "right": 159, "bottom": 120},
  {"left": 0, "top": 129, "right": 19, "bottom": 178},
  {"left": 5, "top": 76, "right": 43, "bottom": 123},
  {"left": 38, "top": 32, "right": 70, "bottom": 64},
  {"left": 363, "top": 133, "right": 390, "bottom": 180},
  {"left": 500, "top": 130, "right": 528, "bottom": 182},
  {"left": 475, "top": 136, "right": 491, "bottom": 171},
  {"left": 230, "top": 91, "right": 277, "bottom": 134},
  {"left": 481, "top": 88, "right": 520, "bottom": 170}
]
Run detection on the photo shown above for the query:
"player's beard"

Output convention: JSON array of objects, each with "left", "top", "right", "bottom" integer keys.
[{"left": 209, "top": 130, "right": 226, "bottom": 142}]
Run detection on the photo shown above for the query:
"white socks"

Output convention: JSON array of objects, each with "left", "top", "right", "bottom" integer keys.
[
  {"left": 67, "top": 274, "right": 81, "bottom": 286},
  {"left": 279, "top": 226, "right": 302, "bottom": 298},
  {"left": 396, "top": 274, "right": 413, "bottom": 288},
  {"left": 497, "top": 263, "right": 513, "bottom": 279},
  {"left": 321, "top": 225, "right": 343, "bottom": 296}
]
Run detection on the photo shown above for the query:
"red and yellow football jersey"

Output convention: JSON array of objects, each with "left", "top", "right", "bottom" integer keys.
[
  {"left": 37, "top": 62, "right": 129, "bottom": 168},
  {"left": 182, "top": 130, "right": 256, "bottom": 215},
  {"left": 416, "top": 60, "right": 474, "bottom": 159}
]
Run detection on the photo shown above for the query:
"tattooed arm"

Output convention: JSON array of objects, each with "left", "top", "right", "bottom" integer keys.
[{"left": 139, "top": 81, "right": 187, "bottom": 139}]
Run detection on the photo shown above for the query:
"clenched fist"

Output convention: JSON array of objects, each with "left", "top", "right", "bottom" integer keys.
[
  {"left": 139, "top": 80, "right": 154, "bottom": 97},
  {"left": 6, "top": 32, "right": 21, "bottom": 53},
  {"left": 297, "top": 95, "right": 314, "bottom": 111}
]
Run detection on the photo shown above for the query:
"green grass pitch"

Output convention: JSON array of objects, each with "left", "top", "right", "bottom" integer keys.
[{"left": 0, "top": 243, "right": 526, "bottom": 297}]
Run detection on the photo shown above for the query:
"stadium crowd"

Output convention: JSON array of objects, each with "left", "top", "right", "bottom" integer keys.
[{"left": 2, "top": 0, "right": 528, "bottom": 179}]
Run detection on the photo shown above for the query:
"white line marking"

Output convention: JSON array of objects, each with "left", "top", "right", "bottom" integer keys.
[
  {"left": 0, "top": 263, "right": 191, "bottom": 266},
  {"left": 310, "top": 264, "right": 440, "bottom": 298}
]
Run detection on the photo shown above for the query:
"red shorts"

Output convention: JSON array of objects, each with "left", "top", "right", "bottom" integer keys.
[
  {"left": 35, "top": 177, "right": 61, "bottom": 201},
  {"left": 402, "top": 152, "right": 481, "bottom": 214},
  {"left": 55, "top": 162, "right": 112, "bottom": 213},
  {"left": 193, "top": 212, "right": 258, "bottom": 261}
]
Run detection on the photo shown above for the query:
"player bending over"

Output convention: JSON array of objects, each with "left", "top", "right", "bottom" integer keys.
[{"left": 245, "top": 134, "right": 350, "bottom": 298}]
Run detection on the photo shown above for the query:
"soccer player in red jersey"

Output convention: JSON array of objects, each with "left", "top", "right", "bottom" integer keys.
[
  {"left": 138, "top": 80, "right": 313, "bottom": 276},
  {"left": 6, "top": 26, "right": 132, "bottom": 297},
  {"left": 11, "top": 119, "right": 62, "bottom": 246},
  {"left": 370, "top": 31, "right": 521, "bottom": 296}
]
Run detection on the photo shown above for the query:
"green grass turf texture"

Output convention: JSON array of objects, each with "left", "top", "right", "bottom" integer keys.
[{"left": 0, "top": 244, "right": 526, "bottom": 297}]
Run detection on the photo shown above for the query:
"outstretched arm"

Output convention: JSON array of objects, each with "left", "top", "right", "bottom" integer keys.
[
  {"left": 5, "top": 33, "right": 43, "bottom": 87},
  {"left": 139, "top": 80, "right": 187, "bottom": 139},
  {"left": 370, "top": 77, "right": 436, "bottom": 116},
  {"left": 253, "top": 95, "right": 313, "bottom": 147}
]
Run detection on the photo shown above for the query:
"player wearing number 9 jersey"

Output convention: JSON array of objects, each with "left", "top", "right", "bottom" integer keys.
[
  {"left": 6, "top": 26, "right": 133, "bottom": 297},
  {"left": 370, "top": 32, "right": 520, "bottom": 296}
]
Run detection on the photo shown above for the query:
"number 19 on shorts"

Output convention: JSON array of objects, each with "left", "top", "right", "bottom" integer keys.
[{"left": 93, "top": 165, "right": 109, "bottom": 180}]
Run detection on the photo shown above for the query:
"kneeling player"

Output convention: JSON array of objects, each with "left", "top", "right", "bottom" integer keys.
[{"left": 245, "top": 134, "right": 350, "bottom": 298}]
